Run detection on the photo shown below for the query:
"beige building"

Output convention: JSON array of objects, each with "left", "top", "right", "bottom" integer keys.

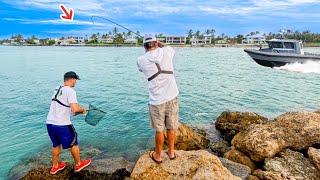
[{"left": 165, "top": 36, "right": 186, "bottom": 44}]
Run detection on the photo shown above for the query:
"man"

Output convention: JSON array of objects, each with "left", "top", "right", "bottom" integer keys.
[
  {"left": 137, "top": 35, "right": 179, "bottom": 163},
  {"left": 46, "top": 71, "right": 91, "bottom": 174}
]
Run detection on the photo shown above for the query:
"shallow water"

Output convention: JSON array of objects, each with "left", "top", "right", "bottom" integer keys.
[{"left": 0, "top": 46, "right": 320, "bottom": 178}]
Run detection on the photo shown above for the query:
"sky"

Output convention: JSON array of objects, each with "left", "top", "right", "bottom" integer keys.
[{"left": 1, "top": 0, "right": 320, "bottom": 38}]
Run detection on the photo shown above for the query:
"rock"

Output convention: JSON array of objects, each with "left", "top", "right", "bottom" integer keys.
[
  {"left": 263, "top": 149, "right": 320, "bottom": 180},
  {"left": 131, "top": 150, "right": 241, "bottom": 180},
  {"left": 219, "top": 157, "right": 251, "bottom": 180},
  {"left": 252, "top": 169, "right": 290, "bottom": 180},
  {"left": 224, "top": 148, "right": 256, "bottom": 171},
  {"left": 164, "top": 123, "right": 210, "bottom": 151},
  {"left": 246, "top": 175, "right": 260, "bottom": 180},
  {"left": 308, "top": 147, "right": 320, "bottom": 171},
  {"left": 232, "top": 112, "right": 320, "bottom": 161},
  {"left": 22, "top": 156, "right": 133, "bottom": 180},
  {"left": 215, "top": 111, "right": 268, "bottom": 142},
  {"left": 209, "top": 140, "right": 231, "bottom": 157},
  {"left": 315, "top": 109, "right": 320, "bottom": 114},
  {"left": 8, "top": 145, "right": 102, "bottom": 180}
]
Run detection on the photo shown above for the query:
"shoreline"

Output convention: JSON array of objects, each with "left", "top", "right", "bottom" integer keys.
[
  {"left": 2, "top": 44, "right": 320, "bottom": 48},
  {"left": 0, "top": 44, "right": 267, "bottom": 48}
]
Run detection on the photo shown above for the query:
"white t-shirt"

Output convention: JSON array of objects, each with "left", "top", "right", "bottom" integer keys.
[
  {"left": 46, "top": 86, "right": 78, "bottom": 125},
  {"left": 137, "top": 46, "right": 179, "bottom": 105}
]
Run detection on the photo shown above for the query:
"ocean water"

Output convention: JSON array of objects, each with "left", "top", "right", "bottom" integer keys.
[{"left": 0, "top": 46, "right": 320, "bottom": 179}]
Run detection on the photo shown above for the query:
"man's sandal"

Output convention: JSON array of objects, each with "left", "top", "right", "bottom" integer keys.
[
  {"left": 166, "top": 152, "right": 176, "bottom": 160},
  {"left": 149, "top": 151, "right": 162, "bottom": 164}
]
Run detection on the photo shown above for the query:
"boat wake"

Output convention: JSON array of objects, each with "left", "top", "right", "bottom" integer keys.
[{"left": 274, "top": 61, "right": 320, "bottom": 74}]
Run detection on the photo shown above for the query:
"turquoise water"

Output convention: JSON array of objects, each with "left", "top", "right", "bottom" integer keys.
[{"left": 0, "top": 46, "right": 320, "bottom": 179}]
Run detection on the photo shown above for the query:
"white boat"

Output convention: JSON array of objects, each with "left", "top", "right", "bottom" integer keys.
[{"left": 244, "top": 39, "right": 320, "bottom": 67}]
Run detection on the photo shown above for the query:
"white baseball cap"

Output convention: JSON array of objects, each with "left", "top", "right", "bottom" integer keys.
[{"left": 143, "top": 34, "right": 157, "bottom": 44}]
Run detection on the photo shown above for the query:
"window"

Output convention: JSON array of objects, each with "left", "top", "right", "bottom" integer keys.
[
  {"left": 284, "top": 42, "right": 295, "bottom": 49},
  {"left": 270, "top": 42, "right": 283, "bottom": 48}
]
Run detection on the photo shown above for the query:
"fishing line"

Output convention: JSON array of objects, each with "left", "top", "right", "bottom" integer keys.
[{"left": 91, "top": 16, "right": 143, "bottom": 38}]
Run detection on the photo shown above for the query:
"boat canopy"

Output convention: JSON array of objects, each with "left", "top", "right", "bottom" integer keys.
[{"left": 266, "top": 39, "right": 304, "bottom": 54}]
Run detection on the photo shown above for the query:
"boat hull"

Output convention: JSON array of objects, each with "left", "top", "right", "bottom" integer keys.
[{"left": 244, "top": 49, "right": 320, "bottom": 68}]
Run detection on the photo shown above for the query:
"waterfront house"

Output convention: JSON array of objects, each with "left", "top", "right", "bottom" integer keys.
[
  {"left": 72, "top": 37, "right": 85, "bottom": 44},
  {"left": 242, "top": 34, "right": 266, "bottom": 44},
  {"left": 124, "top": 37, "right": 138, "bottom": 44},
  {"left": 156, "top": 36, "right": 166, "bottom": 43},
  {"left": 215, "top": 39, "right": 228, "bottom": 44},
  {"left": 33, "top": 39, "right": 40, "bottom": 45},
  {"left": 98, "top": 36, "right": 114, "bottom": 43},
  {"left": 191, "top": 35, "right": 212, "bottom": 46},
  {"left": 165, "top": 36, "right": 186, "bottom": 44}
]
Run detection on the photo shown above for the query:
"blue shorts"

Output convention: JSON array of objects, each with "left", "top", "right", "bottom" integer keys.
[{"left": 46, "top": 124, "right": 78, "bottom": 149}]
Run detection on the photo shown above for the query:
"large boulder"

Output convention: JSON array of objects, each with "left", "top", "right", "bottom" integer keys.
[
  {"left": 219, "top": 157, "right": 251, "bottom": 180},
  {"left": 261, "top": 149, "right": 320, "bottom": 180},
  {"left": 215, "top": 111, "right": 268, "bottom": 142},
  {"left": 131, "top": 150, "right": 241, "bottom": 180},
  {"left": 308, "top": 147, "right": 320, "bottom": 171},
  {"left": 164, "top": 124, "right": 210, "bottom": 151},
  {"left": 232, "top": 112, "right": 320, "bottom": 161},
  {"left": 224, "top": 148, "right": 256, "bottom": 171}
]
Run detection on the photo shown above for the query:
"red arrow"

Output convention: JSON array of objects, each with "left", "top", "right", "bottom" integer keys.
[{"left": 59, "top": 4, "right": 74, "bottom": 21}]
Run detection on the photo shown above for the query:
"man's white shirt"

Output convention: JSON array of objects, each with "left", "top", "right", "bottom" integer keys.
[
  {"left": 46, "top": 86, "right": 78, "bottom": 125},
  {"left": 137, "top": 46, "right": 179, "bottom": 105}
]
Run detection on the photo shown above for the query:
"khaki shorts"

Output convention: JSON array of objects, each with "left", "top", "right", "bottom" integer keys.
[{"left": 149, "top": 97, "right": 180, "bottom": 132}]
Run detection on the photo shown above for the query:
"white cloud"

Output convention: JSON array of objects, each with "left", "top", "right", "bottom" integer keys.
[{"left": 2, "top": 0, "right": 319, "bottom": 17}]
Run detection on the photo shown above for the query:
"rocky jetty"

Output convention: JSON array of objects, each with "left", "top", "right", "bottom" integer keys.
[{"left": 11, "top": 110, "right": 320, "bottom": 180}]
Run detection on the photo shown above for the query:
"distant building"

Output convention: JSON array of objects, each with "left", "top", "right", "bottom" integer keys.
[
  {"left": 74, "top": 37, "right": 85, "bottom": 44},
  {"left": 215, "top": 39, "right": 228, "bottom": 44},
  {"left": 98, "top": 36, "right": 114, "bottom": 43},
  {"left": 124, "top": 37, "right": 137, "bottom": 44},
  {"left": 57, "top": 37, "right": 73, "bottom": 45},
  {"left": 242, "top": 34, "right": 266, "bottom": 44},
  {"left": 33, "top": 39, "right": 40, "bottom": 45},
  {"left": 156, "top": 36, "right": 166, "bottom": 43},
  {"left": 165, "top": 36, "right": 186, "bottom": 44},
  {"left": 191, "top": 35, "right": 212, "bottom": 46}
]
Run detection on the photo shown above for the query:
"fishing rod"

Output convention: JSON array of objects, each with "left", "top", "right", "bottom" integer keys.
[{"left": 91, "top": 15, "right": 143, "bottom": 38}]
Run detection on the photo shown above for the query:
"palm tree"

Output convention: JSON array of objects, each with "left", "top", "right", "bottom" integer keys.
[
  {"left": 221, "top": 33, "right": 225, "bottom": 39},
  {"left": 113, "top": 27, "right": 118, "bottom": 35},
  {"left": 187, "top": 29, "right": 193, "bottom": 38},
  {"left": 205, "top": 29, "right": 211, "bottom": 35},
  {"left": 195, "top": 30, "right": 201, "bottom": 38}
]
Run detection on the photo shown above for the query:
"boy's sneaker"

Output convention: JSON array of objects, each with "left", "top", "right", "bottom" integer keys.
[
  {"left": 74, "top": 159, "right": 92, "bottom": 172},
  {"left": 50, "top": 162, "right": 66, "bottom": 174}
]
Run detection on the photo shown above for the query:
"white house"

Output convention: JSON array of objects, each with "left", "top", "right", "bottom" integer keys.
[
  {"left": 242, "top": 34, "right": 266, "bottom": 44},
  {"left": 191, "top": 35, "right": 212, "bottom": 46},
  {"left": 165, "top": 36, "right": 186, "bottom": 44},
  {"left": 73, "top": 37, "right": 85, "bottom": 44},
  {"left": 124, "top": 37, "right": 137, "bottom": 44},
  {"left": 98, "top": 36, "right": 114, "bottom": 43},
  {"left": 33, "top": 39, "right": 40, "bottom": 45}
]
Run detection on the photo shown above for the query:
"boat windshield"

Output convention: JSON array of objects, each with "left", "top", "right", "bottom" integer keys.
[
  {"left": 269, "top": 41, "right": 283, "bottom": 48},
  {"left": 284, "top": 42, "right": 295, "bottom": 49}
]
